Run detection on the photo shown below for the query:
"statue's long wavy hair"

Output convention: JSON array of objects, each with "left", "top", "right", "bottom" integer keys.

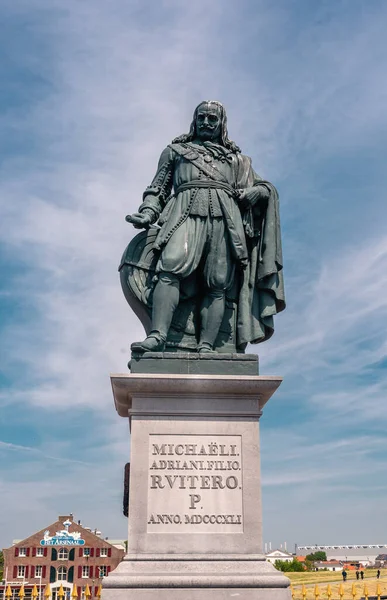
[{"left": 172, "top": 101, "right": 241, "bottom": 153}]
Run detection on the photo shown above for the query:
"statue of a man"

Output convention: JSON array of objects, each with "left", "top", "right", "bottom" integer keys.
[{"left": 124, "top": 100, "right": 285, "bottom": 354}]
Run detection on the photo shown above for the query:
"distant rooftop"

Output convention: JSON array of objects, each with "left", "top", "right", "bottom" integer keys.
[
  {"left": 266, "top": 549, "right": 293, "bottom": 557},
  {"left": 11, "top": 514, "right": 126, "bottom": 547},
  {"left": 298, "top": 545, "right": 387, "bottom": 550}
]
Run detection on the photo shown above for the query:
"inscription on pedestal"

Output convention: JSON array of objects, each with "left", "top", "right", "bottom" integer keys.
[{"left": 147, "top": 434, "right": 243, "bottom": 533}]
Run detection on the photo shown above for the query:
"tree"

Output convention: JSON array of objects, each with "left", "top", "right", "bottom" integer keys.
[
  {"left": 306, "top": 551, "right": 327, "bottom": 562},
  {"left": 304, "top": 559, "right": 314, "bottom": 572},
  {"left": 274, "top": 559, "right": 305, "bottom": 572}
]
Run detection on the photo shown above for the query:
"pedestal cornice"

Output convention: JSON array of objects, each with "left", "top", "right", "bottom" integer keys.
[{"left": 110, "top": 373, "right": 282, "bottom": 418}]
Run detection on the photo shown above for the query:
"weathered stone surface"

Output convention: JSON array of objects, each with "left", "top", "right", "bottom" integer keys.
[
  {"left": 130, "top": 352, "right": 259, "bottom": 375},
  {"left": 103, "top": 372, "right": 290, "bottom": 600}
]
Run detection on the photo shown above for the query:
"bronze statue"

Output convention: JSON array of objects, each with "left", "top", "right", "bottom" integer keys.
[{"left": 120, "top": 101, "right": 285, "bottom": 354}]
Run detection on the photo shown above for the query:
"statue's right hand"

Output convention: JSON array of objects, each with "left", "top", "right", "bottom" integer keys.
[{"left": 125, "top": 212, "right": 152, "bottom": 229}]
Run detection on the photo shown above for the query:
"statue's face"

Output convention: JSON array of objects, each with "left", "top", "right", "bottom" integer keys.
[{"left": 195, "top": 104, "right": 222, "bottom": 142}]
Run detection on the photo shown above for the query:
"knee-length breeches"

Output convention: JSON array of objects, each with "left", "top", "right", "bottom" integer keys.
[{"left": 156, "top": 216, "right": 235, "bottom": 291}]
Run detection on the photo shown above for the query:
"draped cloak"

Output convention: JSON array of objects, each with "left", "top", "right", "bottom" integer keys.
[{"left": 136, "top": 141, "right": 285, "bottom": 350}]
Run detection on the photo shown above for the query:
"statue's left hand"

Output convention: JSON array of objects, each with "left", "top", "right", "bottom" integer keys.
[{"left": 238, "top": 186, "right": 269, "bottom": 209}]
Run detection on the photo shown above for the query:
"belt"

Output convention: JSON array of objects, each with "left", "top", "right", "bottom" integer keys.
[{"left": 174, "top": 180, "right": 236, "bottom": 196}]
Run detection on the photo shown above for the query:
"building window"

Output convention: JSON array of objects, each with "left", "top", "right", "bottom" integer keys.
[
  {"left": 98, "top": 566, "right": 107, "bottom": 578},
  {"left": 83, "top": 548, "right": 90, "bottom": 557},
  {"left": 82, "top": 566, "right": 89, "bottom": 578},
  {"left": 100, "top": 548, "right": 108, "bottom": 558},
  {"left": 35, "top": 566, "right": 43, "bottom": 578},
  {"left": 19, "top": 548, "right": 27, "bottom": 557},
  {"left": 17, "top": 566, "right": 26, "bottom": 578},
  {"left": 57, "top": 566, "right": 67, "bottom": 581},
  {"left": 58, "top": 548, "right": 68, "bottom": 560},
  {"left": 36, "top": 548, "right": 44, "bottom": 557}
]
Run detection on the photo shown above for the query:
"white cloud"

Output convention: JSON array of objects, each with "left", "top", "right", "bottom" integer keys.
[
  {"left": 261, "top": 233, "right": 387, "bottom": 427},
  {"left": 0, "top": 440, "right": 90, "bottom": 465}
]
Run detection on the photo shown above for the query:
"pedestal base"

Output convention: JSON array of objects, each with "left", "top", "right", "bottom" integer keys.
[
  {"left": 105, "top": 372, "right": 290, "bottom": 600},
  {"left": 130, "top": 352, "right": 259, "bottom": 375},
  {"left": 103, "top": 554, "right": 290, "bottom": 600}
]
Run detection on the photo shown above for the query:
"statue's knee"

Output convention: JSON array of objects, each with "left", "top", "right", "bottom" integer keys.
[
  {"left": 205, "top": 267, "right": 231, "bottom": 294},
  {"left": 158, "top": 272, "right": 179, "bottom": 286},
  {"left": 207, "top": 288, "right": 226, "bottom": 300}
]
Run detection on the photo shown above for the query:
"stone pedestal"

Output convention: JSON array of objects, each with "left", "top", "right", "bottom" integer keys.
[{"left": 103, "top": 371, "right": 290, "bottom": 600}]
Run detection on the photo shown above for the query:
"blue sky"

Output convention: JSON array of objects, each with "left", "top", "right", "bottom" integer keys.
[{"left": 1, "top": 0, "right": 387, "bottom": 550}]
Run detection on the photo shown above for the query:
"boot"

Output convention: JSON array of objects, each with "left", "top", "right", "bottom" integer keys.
[
  {"left": 198, "top": 290, "right": 225, "bottom": 353},
  {"left": 131, "top": 331, "right": 166, "bottom": 353},
  {"left": 197, "top": 341, "right": 216, "bottom": 354},
  {"left": 131, "top": 273, "right": 180, "bottom": 354}
]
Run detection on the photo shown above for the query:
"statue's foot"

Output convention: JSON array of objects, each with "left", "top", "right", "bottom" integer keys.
[
  {"left": 131, "top": 333, "right": 166, "bottom": 353},
  {"left": 197, "top": 342, "right": 216, "bottom": 354}
]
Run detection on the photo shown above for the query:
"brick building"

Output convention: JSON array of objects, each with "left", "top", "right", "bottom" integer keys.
[{"left": 1, "top": 515, "right": 125, "bottom": 600}]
